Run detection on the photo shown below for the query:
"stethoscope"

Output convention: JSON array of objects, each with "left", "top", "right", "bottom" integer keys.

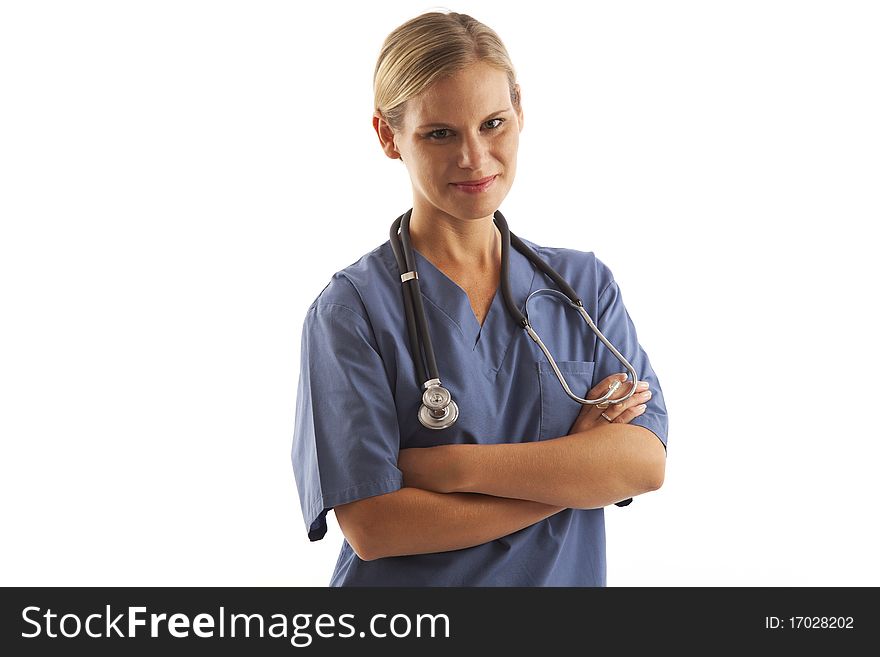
[{"left": 389, "top": 208, "right": 639, "bottom": 432}]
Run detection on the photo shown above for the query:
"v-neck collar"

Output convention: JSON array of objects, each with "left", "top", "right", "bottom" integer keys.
[{"left": 408, "top": 241, "right": 537, "bottom": 376}]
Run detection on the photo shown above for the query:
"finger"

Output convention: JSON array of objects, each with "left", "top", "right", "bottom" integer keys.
[
  {"left": 610, "top": 401, "right": 648, "bottom": 424},
  {"left": 610, "top": 377, "right": 647, "bottom": 400},
  {"left": 587, "top": 372, "right": 630, "bottom": 402},
  {"left": 587, "top": 374, "right": 648, "bottom": 407},
  {"left": 602, "top": 388, "right": 652, "bottom": 422}
]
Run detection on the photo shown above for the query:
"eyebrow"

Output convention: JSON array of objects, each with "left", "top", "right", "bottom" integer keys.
[{"left": 416, "top": 109, "right": 511, "bottom": 130}]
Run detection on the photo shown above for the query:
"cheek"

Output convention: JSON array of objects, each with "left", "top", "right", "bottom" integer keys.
[
  {"left": 412, "top": 151, "right": 449, "bottom": 182},
  {"left": 499, "top": 131, "right": 520, "bottom": 158},
  {"left": 405, "top": 152, "right": 447, "bottom": 192}
]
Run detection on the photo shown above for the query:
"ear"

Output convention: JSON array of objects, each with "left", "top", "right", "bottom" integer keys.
[
  {"left": 514, "top": 84, "right": 524, "bottom": 132},
  {"left": 373, "top": 112, "right": 403, "bottom": 160}
]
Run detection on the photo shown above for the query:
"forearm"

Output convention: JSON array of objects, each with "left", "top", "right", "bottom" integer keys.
[
  {"left": 403, "top": 424, "right": 665, "bottom": 509},
  {"left": 459, "top": 425, "right": 665, "bottom": 508},
  {"left": 341, "top": 487, "right": 564, "bottom": 561}
]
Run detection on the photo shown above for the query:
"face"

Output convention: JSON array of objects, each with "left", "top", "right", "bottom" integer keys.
[{"left": 375, "top": 61, "right": 524, "bottom": 223}]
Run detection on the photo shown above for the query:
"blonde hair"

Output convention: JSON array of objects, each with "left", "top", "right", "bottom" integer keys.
[{"left": 373, "top": 11, "right": 519, "bottom": 131}]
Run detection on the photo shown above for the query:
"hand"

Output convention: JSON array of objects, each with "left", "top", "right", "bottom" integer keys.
[{"left": 568, "top": 373, "right": 651, "bottom": 435}]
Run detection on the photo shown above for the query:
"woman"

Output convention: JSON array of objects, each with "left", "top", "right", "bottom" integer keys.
[{"left": 291, "top": 10, "right": 668, "bottom": 586}]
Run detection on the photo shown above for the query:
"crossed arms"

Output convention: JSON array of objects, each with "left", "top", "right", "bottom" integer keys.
[{"left": 334, "top": 423, "right": 666, "bottom": 561}]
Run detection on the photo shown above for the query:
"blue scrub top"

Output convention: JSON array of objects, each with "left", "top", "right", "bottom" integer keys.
[{"left": 291, "top": 224, "right": 668, "bottom": 586}]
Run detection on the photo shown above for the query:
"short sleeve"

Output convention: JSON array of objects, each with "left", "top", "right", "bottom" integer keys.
[
  {"left": 594, "top": 278, "right": 669, "bottom": 450},
  {"left": 291, "top": 302, "right": 403, "bottom": 541}
]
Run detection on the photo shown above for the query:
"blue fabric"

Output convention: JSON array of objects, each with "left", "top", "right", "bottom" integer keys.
[{"left": 291, "top": 230, "right": 668, "bottom": 586}]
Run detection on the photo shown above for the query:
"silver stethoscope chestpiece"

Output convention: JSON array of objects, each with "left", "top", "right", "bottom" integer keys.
[
  {"left": 418, "top": 384, "right": 459, "bottom": 430},
  {"left": 422, "top": 385, "right": 451, "bottom": 410}
]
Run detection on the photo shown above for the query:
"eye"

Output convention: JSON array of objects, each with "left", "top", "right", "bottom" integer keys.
[
  {"left": 484, "top": 118, "right": 505, "bottom": 130},
  {"left": 427, "top": 128, "right": 451, "bottom": 140}
]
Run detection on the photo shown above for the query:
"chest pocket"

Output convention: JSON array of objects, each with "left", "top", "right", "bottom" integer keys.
[{"left": 537, "top": 360, "right": 595, "bottom": 440}]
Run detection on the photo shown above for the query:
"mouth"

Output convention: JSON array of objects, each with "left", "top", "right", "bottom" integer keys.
[{"left": 451, "top": 174, "right": 498, "bottom": 193}]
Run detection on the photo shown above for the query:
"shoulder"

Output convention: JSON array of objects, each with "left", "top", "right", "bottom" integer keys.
[
  {"left": 305, "top": 241, "right": 398, "bottom": 321},
  {"left": 516, "top": 235, "right": 616, "bottom": 299}
]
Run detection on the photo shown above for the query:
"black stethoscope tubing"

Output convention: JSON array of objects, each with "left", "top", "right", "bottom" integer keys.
[{"left": 389, "top": 208, "right": 440, "bottom": 385}]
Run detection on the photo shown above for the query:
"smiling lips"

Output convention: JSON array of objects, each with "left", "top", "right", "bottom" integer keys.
[{"left": 451, "top": 175, "right": 497, "bottom": 193}]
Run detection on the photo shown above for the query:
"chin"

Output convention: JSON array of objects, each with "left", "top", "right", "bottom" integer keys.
[
  {"left": 449, "top": 204, "right": 499, "bottom": 222},
  {"left": 448, "top": 191, "right": 507, "bottom": 215}
]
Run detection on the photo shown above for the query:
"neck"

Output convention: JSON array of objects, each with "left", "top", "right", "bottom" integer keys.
[{"left": 407, "top": 205, "right": 501, "bottom": 272}]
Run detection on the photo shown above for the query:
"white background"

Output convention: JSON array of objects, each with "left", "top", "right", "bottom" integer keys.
[{"left": 2, "top": 1, "right": 878, "bottom": 587}]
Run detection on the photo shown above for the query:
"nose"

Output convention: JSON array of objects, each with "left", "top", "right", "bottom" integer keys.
[{"left": 456, "top": 131, "right": 488, "bottom": 170}]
